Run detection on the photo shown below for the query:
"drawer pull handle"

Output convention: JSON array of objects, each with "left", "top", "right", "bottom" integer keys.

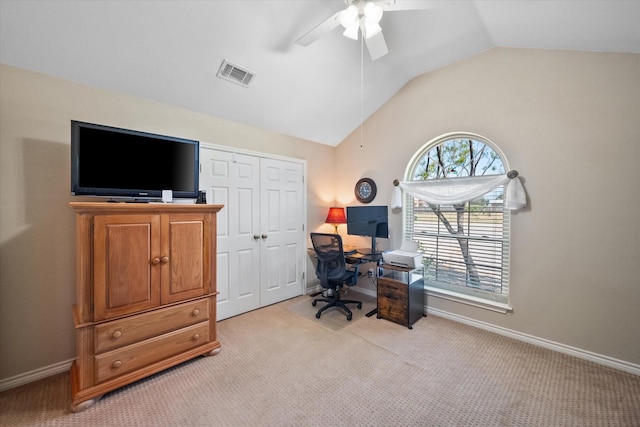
[
  {"left": 161, "top": 256, "right": 169, "bottom": 264},
  {"left": 112, "top": 330, "right": 122, "bottom": 339},
  {"left": 112, "top": 360, "right": 122, "bottom": 369},
  {"left": 192, "top": 309, "right": 200, "bottom": 317},
  {"left": 192, "top": 334, "right": 200, "bottom": 341}
]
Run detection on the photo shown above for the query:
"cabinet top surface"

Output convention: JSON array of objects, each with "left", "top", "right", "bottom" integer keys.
[{"left": 69, "top": 202, "right": 224, "bottom": 214}]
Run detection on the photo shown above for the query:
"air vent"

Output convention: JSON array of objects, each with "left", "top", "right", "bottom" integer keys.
[{"left": 216, "top": 60, "right": 255, "bottom": 88}]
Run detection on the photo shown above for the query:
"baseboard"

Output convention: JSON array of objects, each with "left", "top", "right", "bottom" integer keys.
[
  {"left": 427, "top": 306, "right": 640, "bottom": 376},
  {"left": 349, "top": 286, "right": 376, "bottom": 299},
  {"left": 0, "top": 359, "right": 73, "bottom": 392},
  {"left": 352, "top": 286, "right": 639, "bottom": 376}
]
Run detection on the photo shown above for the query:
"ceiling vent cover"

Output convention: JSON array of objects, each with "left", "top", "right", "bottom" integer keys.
[{"left": 216, "top": 60, "right": 255, "bottom": 88}]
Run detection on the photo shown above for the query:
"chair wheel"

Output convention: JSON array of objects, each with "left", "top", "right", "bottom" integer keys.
[
  {"left": 347, "top": 314, "right": 352, "bottom": 321},
  {"left": 312, "top": 301, "right": 317, "bottom": 307},
  {"left": 316, "top": 312, "right": 321, "bottom": 319},
  {"left": 357, "top": 303, "right": 362, "bottom": 309}
]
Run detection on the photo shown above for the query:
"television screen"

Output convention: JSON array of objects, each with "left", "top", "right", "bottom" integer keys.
[
  {"left": 346, "top": 205, "right": 389, "bottom": 255},
  {"left": 71, "top": 121, "right": 199, "bottom": 200}
]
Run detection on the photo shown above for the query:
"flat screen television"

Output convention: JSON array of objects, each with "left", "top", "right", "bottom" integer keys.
[
  {"left": 346, "top": 205, "right": 389, "bottom": 255},
  {"left": 71, "top": 120, "right": 199, "bottom": 201}
]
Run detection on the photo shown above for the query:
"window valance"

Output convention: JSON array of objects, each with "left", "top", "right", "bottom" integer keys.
[{"left": 391, "top": 171, "right": 526, "bottom": 211}]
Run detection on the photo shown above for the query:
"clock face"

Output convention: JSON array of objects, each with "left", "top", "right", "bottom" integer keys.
[
  {"left": 359, "top": 183, "right": 372, "bottom": 197},
  {"left": 355, "top": 178, "right": 377, "bottom": 203}
]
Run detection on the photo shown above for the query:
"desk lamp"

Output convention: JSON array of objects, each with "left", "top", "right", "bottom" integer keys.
[{"left": 325, "top": 207, "right": 347, "bottom": 234}]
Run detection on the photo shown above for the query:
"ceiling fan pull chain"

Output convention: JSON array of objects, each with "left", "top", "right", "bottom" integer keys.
[{"left": 360, "top": 33, "right": 364, "bottom": 149}]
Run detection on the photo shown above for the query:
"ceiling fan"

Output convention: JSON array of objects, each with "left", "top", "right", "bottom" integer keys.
[{"left": 295, "top": 0, "right": 440, "bottom": 60}]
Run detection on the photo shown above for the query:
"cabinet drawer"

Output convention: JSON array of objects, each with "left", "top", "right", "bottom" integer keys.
[
  {"left": 95, "top": 322, "right": 209, "bottom": 383},
  {"left": 378, "top": 278, "right": 408, "bottom": 298},
  {"left": 377, "top": 278, "right": 408, "bottom": 325},
  {"left": 95, "top": 299, "right": 209, "bottom": 353},
  {"left": 377, "top": 297, "right": 408, "bottom": 325}
]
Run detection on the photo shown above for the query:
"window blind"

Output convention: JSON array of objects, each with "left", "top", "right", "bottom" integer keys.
[{"left": 404, "top": 187, "right": 510, "bottom": 303}]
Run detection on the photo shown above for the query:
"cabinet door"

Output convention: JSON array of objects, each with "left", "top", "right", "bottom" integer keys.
[
  {"left": 93, "top": 214, "right": 161, "bottom": 321},
  {"left": 161, "top": 213, "right": 213, "bottom": 304}
]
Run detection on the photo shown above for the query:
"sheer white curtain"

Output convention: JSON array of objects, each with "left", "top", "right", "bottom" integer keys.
[{"left": 391, "top": 172, "right": 526, "bottom": 210}]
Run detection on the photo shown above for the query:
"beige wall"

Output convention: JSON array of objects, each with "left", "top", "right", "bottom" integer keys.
[
  {"left": 0, "top": 64, "right": 335, "bottom": 380},
  {"left": 336, "top": 48, "right": 640, "bottom": 365},
  {"left": 1, "top": 46, "right": 639, "bottom": 382}
]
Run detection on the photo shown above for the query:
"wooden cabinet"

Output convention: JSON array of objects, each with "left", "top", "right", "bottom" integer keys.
[
  {"left": 376, "top": 265, "right": 425, "bottom": 329},
  {"left": 69, "top": 202, "right": 223, "bottom": 412}
]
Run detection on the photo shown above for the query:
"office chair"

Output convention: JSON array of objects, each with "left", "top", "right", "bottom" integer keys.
[{"left": 310, "top": 232, "right": 363, "bottom": 321}]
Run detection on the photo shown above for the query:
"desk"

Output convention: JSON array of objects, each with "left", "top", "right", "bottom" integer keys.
[
  {"left": 344, "top": 252, "right": 383, "bottom": 317},
  {"left": 345, "top": 251, "right": 383, "bottom": 264},
  {"left": 309, "top": 248, "right": 425, "bottom": 327}
]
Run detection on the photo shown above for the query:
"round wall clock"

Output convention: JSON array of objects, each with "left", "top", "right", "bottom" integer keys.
[{"left": 355, "top": 178, "right": 377, "bottom": 203}]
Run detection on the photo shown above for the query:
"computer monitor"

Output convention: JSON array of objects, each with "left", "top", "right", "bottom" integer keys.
[{"left": 346, "top": 205, "right": 389, "bottom": 255}]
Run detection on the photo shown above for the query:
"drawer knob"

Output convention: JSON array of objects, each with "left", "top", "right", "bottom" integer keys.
[
  {"left": 112, "top": 330, "right": 122, "bottom": 339},
  {"left": 151, "top": 257, "right": 161, "bottom": 265},
  {"left": 112, "top": 360, "right": 122, "bottom": 369},
  {"left": 192, "top": 309, "right": 200, "bottom": 317},
  {"left": 161, "top": 256, "right": 169, "bottom": 264},
  {"left": 192, "top": 334, "right": 200, "bottom": 341}
]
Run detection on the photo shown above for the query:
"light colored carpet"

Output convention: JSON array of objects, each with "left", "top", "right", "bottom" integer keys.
[
  {"left": 287, "top": 289, "right": 377, "bottom": 330},
  {"left": 1, "top": 295, "right": 639, "bottom": 426}
]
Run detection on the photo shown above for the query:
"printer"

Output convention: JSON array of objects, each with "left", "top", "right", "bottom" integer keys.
[{"left": 382, "top": 241, "right": 423, "bottom": 269}]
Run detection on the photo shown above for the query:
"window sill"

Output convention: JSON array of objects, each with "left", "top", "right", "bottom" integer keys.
[{"left": 425, "top": 286, "right": 513, "bottom": 314}]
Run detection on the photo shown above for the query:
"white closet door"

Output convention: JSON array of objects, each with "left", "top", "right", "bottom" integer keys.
[
  {"left": 200, "top": 146, "right": 306, "bottom": 320},
  {"left": 201, "top": 148, "right": 261, "bottom": 320},
  {"left": 259, "top": 158, "right": 305, "bottom": 306}
]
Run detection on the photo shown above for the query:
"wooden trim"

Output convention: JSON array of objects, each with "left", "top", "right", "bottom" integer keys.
[{"left": 69, "top": 202, "right": 223, "bottom": 215}]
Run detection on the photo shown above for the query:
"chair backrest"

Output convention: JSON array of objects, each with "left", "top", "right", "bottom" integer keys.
[{"left": 310, "top": 232, "right": 348, "bottom": 288}]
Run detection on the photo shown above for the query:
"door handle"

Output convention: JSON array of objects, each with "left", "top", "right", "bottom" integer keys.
[
  {"left": 253, "top": 234, "right": 261, "bottom": 240},
  {"left": 261, "top": 234, "right": 268, "bottom": 239}
]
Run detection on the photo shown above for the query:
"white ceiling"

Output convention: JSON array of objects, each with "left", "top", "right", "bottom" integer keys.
[{"left": 1, "top": 0, "right": 639, "bottom": 146}]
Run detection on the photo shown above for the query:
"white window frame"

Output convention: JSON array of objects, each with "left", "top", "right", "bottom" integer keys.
[{"left": 403, "top": 132, "right": 513, "bottom": 313}]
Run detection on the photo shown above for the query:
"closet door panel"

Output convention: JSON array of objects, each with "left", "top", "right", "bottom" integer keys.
[
  {"left": 200, "top": 148, "right": 261, "bottom": 320},
  {"left": 260, "top": 158, "right": 305, "bottom": 306}
]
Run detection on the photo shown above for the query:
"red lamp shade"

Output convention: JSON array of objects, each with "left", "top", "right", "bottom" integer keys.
[{"left": 325, "top": 207, "right": 347, "bottom": 233}]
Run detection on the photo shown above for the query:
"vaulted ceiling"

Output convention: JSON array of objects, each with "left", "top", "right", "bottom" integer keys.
[{"left": 1, "top": 1, "right": 639, "bottom": 146}]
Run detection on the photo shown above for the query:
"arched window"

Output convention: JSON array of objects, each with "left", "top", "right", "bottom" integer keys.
[{"left": 403, "top": 133, "right": 512, "bottom": 311}]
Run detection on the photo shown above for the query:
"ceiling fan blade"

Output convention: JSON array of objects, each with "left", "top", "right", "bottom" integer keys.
[
  {"left": 295, "top": 12, "right": 341, "bottom": 47},
  {"left": 381, "top": 0, "right": 443, "bottom": 12},
  {"left": 365, "top": 31, "right": 388, "bottom": 60}
]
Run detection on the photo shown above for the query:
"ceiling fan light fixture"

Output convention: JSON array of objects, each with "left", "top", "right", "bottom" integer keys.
[
  {"left": 363, "top": 2, "right": 383, "bottom": 39},
  {"left": 364, "top": 22, "right": 382, "bottom": 39},
  {"left": 364, "top": 2, "right": 383, "bottom": 24},
  {"left": 338, "top": 5, "right": 359, "bottom": 28},
  {"left": 343, "top": 22, "right": 360, "bottom": 40}
]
